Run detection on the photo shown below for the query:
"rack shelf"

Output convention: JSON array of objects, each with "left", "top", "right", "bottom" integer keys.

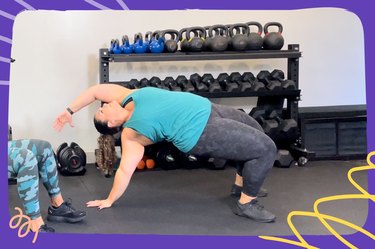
[{"left": 100, "top": 49, "right": 301, "bottom": 63}]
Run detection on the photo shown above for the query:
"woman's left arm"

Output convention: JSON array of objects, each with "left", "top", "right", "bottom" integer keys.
[{"left": 86, "top": 129, "right": 145, "bottom": 209}]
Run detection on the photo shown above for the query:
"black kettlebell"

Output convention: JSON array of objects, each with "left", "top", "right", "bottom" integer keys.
[
  {"left": 179, "top": 27, "right": 189, "bottom": 52},
  {"left": 246, "top": 21, "right": 263, "bottom": 50},
  {"left": 263, "top": 22, "right": 284, "bottom": 50},
  {"left": 208, "top": 24, "right": 229, "bottom": 52},
  {"left": 203, "top": 26, "right": 212, "bottom": 51},
  {"left": 186, "top": 26, "right": 206, "bottom": 52},
  {"left": 229, "top": 23, "right": 250, "bottom": 51},
  {"left": 162, "top": 29, "right": 179, "bottom": 53}
]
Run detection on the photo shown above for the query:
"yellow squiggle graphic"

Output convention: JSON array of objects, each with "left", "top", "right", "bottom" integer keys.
[
  {"left": 259, "top": 151, "right": 375, "bottom": 249},
  {"left": 9, "top": 207, "right": 39, "bottom": 243}
]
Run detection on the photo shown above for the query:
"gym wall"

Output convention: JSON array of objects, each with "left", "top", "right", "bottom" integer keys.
[{"left": 8, "top": 8, "right": 366, "bottom": 163}]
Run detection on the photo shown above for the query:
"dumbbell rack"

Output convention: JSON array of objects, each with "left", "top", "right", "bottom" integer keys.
[{"left": 99, "top": 44, "right": 312, "bottom": 165}]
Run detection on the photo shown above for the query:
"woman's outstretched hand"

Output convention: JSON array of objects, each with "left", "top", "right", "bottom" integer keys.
[
  {"left": 53, "top": 109, "right": 74, "bottom": 132},
  {"left": 86, "top": 199, "right": 113, "bottom": 210}
]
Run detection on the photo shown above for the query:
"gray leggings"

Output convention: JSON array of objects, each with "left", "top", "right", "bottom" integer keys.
[{"left": 189, "top": 103, "right": 277, "bottom": 197}]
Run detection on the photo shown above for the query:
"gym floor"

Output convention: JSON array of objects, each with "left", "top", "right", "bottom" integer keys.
[{"left": 8, "top": 159, "right": 368, "bottom": 236}]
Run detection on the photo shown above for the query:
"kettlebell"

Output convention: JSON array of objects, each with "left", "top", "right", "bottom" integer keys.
[
  {"left": 133, "top": 33, "right": 147, "bottom": 54},
  {"left": 263, "top": 22, "right": 284, "bottom": 50},
  {"left": 186, "top": 26, "right": 206, "bottom": 52},
  {"left": 162, "top": 29, "right": 179, "bottom": 53},
  {"left": 149, "top": 31, "right": 165, "bottom": 53},
  {"left": 112, "top": 39, "right": 122, "bottom": 54},
  {"left": 121, "top": 35, "right": 134, "bottom": 54},
  {"left": 246, "top": 21, "right": 263, "bottom": 50},
  {"left": 179, "top": 27, "right": 189, "bottom": 52},
  {"left": 144, "top": 31, "right": 153, "bottom": 53},
  {"left": 208, "top": 24, "right": 229, "bottom": 52},
  {"left": 229, "top": 23, "right": 250, "bottom": 51},
  {"left": 109, "top": 39, "right": 116, "bottom": 53}
]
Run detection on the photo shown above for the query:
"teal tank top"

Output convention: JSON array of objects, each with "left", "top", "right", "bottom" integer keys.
[{"left": 122, "top": 87, "right": 211, "bottom": 153}]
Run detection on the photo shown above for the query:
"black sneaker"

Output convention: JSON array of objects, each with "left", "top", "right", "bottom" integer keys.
[
  {"left": 47, "top": 199, "right": 86, "bottom": 223},
  {"left": 233, "top": 199, "right": 276, "bottom": 223},
  {"left": 39, "top": 224, "right": 55, "bottom": 233},
  {"left": 230, "top": 185, "right": 268, "bottom": 197}
]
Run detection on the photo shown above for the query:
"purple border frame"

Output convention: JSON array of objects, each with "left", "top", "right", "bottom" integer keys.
[{"left": 1, "top": 0, "right": 373, "bottom": 248}]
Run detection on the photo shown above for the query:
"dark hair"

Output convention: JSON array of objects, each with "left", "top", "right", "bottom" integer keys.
[{"left": 93, "top": 117, "right": 121, "bottom": 135}]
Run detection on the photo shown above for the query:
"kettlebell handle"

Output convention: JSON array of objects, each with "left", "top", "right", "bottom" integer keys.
[
  {"left": 208, "top": 24, "right": 229, "bottom": 37},
  {"left": 246, "top": 21, "right": 263, "bottom": 35},
  {"left": 161, "top": 29, "right": 180, "bottom": 42},
  {"left": 186, "top": 26, "right": 206, "bottom": 40},
  {"left": 264, "top": 22, "right": 283, "bottom": 35},
  {"left": 229, "top": 23, "right": 250, "bottom": 37}
]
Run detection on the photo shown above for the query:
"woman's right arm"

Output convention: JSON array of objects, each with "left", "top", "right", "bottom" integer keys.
[{"left": 53, "top": 84, "right": 127, "bottom": 132}]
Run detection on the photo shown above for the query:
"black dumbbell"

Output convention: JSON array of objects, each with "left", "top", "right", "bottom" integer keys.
[
  {"left": 217, "top": 73, "right": 239, "bottom": 92},
  {"left": 268, "top": 110, "right": 298, "bottom": 140},
  {"left": 139, "top": 78, "right": 150, "bottom": 88},
  {"left": 190, "top": 73, "right": 209, "bottom": 92},
  {"left": 149, "top": 76, "right": 169, "bottom": 90},
  {"left": 241, "top": 72, "right": 266, "bottom": 91},
  {"left": 229, "top": 72, "right": 252, "bottom": 92},
  {"left": 201, "top": 73, "right": 222, "bottom": 92},
  {"left": 176, "top": 75, "right": 196, "bottom": 92},
  {"left": 249, "top": 107, "right": 278, "bottom": 137},
  {"left": 155, "top": 143, "right": 180, "bottom": 170},
  {"left": 274, "top": 149, "right": 295, "bottom": 168},
  {"left": 163, "top": 77, "right": 182, "bottom": 91},
  {"left": 249, "top": 106, "right": 267, "bottom": 123},
  {"left": 129, "top": 79, "right": 141, "bottom": 89},
  {"left": 270, "top": 69, "right": 297, "bottom": 90},
  {"left": 257, "top": 70, "right": 282, "bottom": 91}
]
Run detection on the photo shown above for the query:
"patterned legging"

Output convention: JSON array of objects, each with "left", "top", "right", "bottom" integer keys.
[{"left": 8, "top": 139, "right": 61, "bottom": 219}]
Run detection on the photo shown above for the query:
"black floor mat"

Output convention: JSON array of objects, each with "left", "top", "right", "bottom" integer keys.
[{"left": 8, "top": 160, "right": 368, "bottom": 236}]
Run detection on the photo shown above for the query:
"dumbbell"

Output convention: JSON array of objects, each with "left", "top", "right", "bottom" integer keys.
[
  {"left": 139, "top": 78, "right": 150, "bottom": 88},
  {"left": 249, "top": 107, "right": 278, "bottom": 138},
  {"left": 190, "top": 73, "right": 209, "bottom": 92},
  {"left": 229, "top": 72, "right": 252, "bottom": 92},
  {"left": 176, "top": 75, "right": 196, "bottom": 92},
  {"left": 129, "top": 79, "right": 141, "bottom": 89},
  {"left": 268, "top": 110, "right": 298, "bottom": 140},
  {"left": 163, "top": 77, "right": 182, "bottom": 91},
  {"left": 270, "top": 69, "right": 297, "bottom": 90},
  {"left": 274, "top": 149, "right": 295, "bottom": 168},
  {"left": 179, "top": 152, "right": 205, "bottom": 169},
  {"left": 155, "top": 143, "right": 180, "bottom": 170},
  {"left": 241, "top": 72, "right": 266, "bottom": 91},
  {"left": 257, "top": 70, "right": 282, "bottom": 91},
  {"left": 149, "top": 76, "right": 169, "bottom": 90},
  {"left": 217, "top": 73, "right": 239, "bottom": 92},
  {"left": 201, "top": 73, "right": 222, "bottom": 92}
]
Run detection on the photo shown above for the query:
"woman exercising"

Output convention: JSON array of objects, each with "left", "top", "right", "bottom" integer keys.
[
  {"left": 8, "top": 139, "right": 86, "bottom": 232},
  {"left": 54, "top": 84, "right": 277, "bottom": 223}
]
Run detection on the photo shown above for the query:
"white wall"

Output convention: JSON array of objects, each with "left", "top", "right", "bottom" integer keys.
[{"left": 9, "top": 8, "right": 366, "bottom": 162}]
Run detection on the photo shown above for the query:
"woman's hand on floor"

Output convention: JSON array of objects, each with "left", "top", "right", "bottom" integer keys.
[{"left": 86, "top": 199, "right": 113, "bottom": 210}]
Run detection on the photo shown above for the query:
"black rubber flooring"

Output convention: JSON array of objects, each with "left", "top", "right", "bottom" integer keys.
[{"left": 8, "top": 160, "right": 368, "bottom": 236}]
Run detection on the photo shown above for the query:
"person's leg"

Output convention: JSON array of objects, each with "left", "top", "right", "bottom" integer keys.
[
  {"left": 8, "top": 145, "right": 52, "bottom": 232},
  {"left": 207, "top": 104, "right": 270, "bottom": 196},
  {"left": 189, "top": 110, "right": 277, "bottom": 222},
  {"left": 23, "top": 139, "right": 86, "bottom": 223}
]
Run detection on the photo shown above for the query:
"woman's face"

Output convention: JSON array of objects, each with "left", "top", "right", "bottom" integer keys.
[{"left": 95, "top": 100, "right": 122, "bottom": 125}]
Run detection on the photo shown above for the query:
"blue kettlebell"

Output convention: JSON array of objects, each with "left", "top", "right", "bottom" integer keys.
[
  {"left": 109, "top": 39, "right": 116, "bottom": 53},
  {"left": 112, "top": 39, "right": 122, "bottom": 54},
  {"left": 144, "top": 31, "right": 153, "bottom": 53},
  {"left": 133, "top": 33, "right": 147, "bottom": 54},
  {"left": 149, "top": 31, "right": 165, "bottom": 53},
  {"left": 121, "top": 35, "right": 134, "bottom": 54}
]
